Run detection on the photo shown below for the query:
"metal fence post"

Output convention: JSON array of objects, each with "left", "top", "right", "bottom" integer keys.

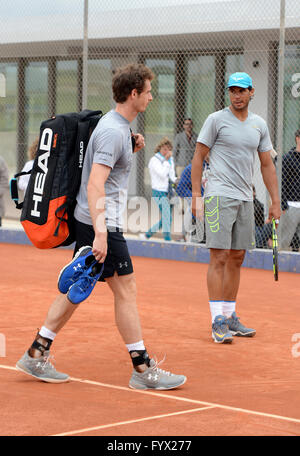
[
  {"left": 82, "top": 0, "right": 89, "bottom": 110},
  {"left": 276, "top": 0, "right": 286, "bottom": 248}
]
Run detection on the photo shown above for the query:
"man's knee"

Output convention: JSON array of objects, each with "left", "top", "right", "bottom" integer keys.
[
  {"left": 112, "top": 273, "right": 137, "bottom": 301},
  {"left": 228, "top": 249, "right": 245, "bottom": 267},
  {"left": 210, "top": 249, "right": 230, "bottom": 268}
]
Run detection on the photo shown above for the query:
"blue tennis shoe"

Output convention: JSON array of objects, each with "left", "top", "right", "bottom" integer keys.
[
  {"left": 67, "top": 261, "right": 104, "bottom": 304},
  {"left": 58, "top": 246, "right": 96, "bottom": 294}
]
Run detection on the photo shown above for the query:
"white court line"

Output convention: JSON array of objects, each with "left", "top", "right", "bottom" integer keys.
[
  {"left": 2, "top": 364, "right": 300, "bottom": 426},
  {"left": 52, "top": 406, "right": 215, "bottom": 436}
]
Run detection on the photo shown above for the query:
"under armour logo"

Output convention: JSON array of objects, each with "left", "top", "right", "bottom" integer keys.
[
  {"left": 147, "top": 373, "right": 158, "bottom": 381},
  {"left": 118, "top": 261, "right": 128, "bottom": 269},
  {"left": 73, "top": 262, "right": 82, "bottom": 271}
]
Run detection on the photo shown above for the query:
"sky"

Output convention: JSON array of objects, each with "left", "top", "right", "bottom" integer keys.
[
  {"left": 0, "top": 0, "right": 240, "bottom": 43},
  {"left": 0, "top": 0, "right": 232, "bottom": 17},
  {"left": 0, "top": 0, "right": 294, "bottom": 44}
]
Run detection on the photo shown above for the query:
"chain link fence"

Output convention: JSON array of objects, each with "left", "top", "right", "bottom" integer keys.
[{"left": 0, "top": 0, "right": 300, "bottom": 251}]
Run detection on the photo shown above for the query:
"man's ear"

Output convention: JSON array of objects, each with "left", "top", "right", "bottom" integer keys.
[{"left": 131, "top": 88, "right": 138, "bottom": 98}]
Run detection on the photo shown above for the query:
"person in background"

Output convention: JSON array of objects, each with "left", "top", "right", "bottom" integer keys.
[
  {"left": 173, "top": 118, "right": 198, "bottom": 177},
  {"left": 0, "top": 155, "right": 9, "bottom": 227},
  {"left": 143, "top": 137, "right": 177, "bottom": 242},
  {"left": 253, "top": 185, "right": 272, "bottom": 249},
  {"left": 176, "top": 158, "right": 209, "bottom": 243},
  {"left": 280, "top": 128, "right": 300, "bottom": 252}
]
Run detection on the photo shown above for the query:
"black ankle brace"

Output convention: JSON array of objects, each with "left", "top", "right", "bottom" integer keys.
[
  {"left": 130, "top": 349, "right": 150, "bottom": 368},
  {"left": 30, "top": 335, "right": 52, "bottom": 355}
]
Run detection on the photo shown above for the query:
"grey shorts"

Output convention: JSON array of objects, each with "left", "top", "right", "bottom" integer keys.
[{"left": 204, "top": 196, "right": 255, "bottom": 250}]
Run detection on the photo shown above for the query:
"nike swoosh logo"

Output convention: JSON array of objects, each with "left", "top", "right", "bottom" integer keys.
[{"left": 214, "top": 331, "right": 230, "bottom": 338}]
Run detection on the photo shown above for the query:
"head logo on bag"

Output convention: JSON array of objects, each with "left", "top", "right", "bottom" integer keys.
[
  {"left": 31, "top": 128, "right": 53, "bottom": 218},
  {"left": 10, "top": 110, "right": 103, "bottom": 249},
  {"left": 79, "top": 141, "right": 83, "bottom": 168}
]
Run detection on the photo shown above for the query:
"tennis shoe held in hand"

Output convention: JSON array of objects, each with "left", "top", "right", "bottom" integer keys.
[
  {"left": 58, "top": 245, "right": 96, "bottom": 294},
  {"left": 212, "top": 315, "right": 234, "bottom": 344},
  {"left": 67, "top": 261, "right": 104, "bottom": 304},
  {"left": 226, "top": 312, "right": 256, "bottom": 337},
  {"left": 129, "top": 357, "right": 186, "bottom": 390},
  {"left": 16, "top": 350, "right": 69, "bottom": 383}
]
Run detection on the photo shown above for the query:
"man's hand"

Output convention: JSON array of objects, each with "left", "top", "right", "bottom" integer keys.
[
  {"left": 133, "top": 134, "right": 145, "bottom": 153},
  {"left": 266, "top": 201, "right": 281, "bottom": 225},
  {"left": 191, "top": 143, "right": 209, "bottom": 219},
  {"left": 192, "top": 195, "right": 204, "bottom": 221},
  {"left": 92, "top": 232, "right": 108, "bottom": 263}
]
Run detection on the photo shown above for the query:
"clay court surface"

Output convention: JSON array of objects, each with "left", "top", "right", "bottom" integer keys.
[{"left": 0, "top": 242, "right": 300, "bottom": 437}]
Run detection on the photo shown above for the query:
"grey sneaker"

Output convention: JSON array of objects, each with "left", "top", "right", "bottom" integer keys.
[
  {"left": 129, "top": 358, "right": 186, "bottom": 390},
  {"left": 16, "top": 350, "right": 69, "bottom": 383},
  {"left": 226, "top": 312, "right": 256, "bottom": 337}
]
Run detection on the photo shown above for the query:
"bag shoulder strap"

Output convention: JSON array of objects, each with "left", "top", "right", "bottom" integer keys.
[{"left": 10, "top": 170, "right": 32, "bottom": 209}]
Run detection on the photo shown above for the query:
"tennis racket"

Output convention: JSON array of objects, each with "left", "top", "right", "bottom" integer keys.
[{"left": 272, "top": 218, "right": 279, "bottom": 281}]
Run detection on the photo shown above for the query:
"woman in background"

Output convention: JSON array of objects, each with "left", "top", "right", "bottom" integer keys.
[{"left": 143, "top": 137, "right": 176, "bottom": 241}]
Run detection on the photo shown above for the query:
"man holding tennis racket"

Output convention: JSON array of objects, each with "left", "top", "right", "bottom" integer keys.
[{"left": 191, "top": 72, "right": 281, "bottom": 343}]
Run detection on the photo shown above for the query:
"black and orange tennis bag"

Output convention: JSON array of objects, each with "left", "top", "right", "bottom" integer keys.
[{"left": 10, "top": 109, "right": 103, "bottom": 249}]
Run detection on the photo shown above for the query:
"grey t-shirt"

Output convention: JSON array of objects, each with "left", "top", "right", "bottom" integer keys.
[
  {"left": 74, "top": 110, "right": 133, "bottom": 228},
  {"left": 197, "top": 107, "right": 273, "bottom": 201}
]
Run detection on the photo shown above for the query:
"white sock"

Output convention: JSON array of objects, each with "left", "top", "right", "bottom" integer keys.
[
  {"left": 126, "top": 340, "right": 145, "bottom": 352},
  {"left": 223, "top": 301, "right": 236, "bottom": 318},
  {"left": 209, "top": 301, "right": 224, "bottom": 323},
  {"left": 39, "top": 326, "right": 57, "bottom": 341}
]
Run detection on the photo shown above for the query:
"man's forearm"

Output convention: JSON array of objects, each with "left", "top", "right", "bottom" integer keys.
[
  {"left": 191, "top": 154, "right": 204, "bottom": 196},
  {"left": 87, "top": 183, "right": 107, "bottom": 236},
  {"left": 261, "top": 163, "right": 280, "bottom": 204}
]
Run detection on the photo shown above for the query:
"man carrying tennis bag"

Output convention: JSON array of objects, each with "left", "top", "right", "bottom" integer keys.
[{"left": 14, "top": 63, "right": 187, "bottom": 390}]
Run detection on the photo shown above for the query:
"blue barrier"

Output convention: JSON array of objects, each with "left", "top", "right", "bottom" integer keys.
[{"left": 0, "top": 228, "right": 299, "bottom": 273}]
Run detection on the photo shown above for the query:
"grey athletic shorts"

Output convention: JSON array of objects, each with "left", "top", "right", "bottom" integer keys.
[{"left": 204, "top": 196, "right": 255, "bottom": 250}]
